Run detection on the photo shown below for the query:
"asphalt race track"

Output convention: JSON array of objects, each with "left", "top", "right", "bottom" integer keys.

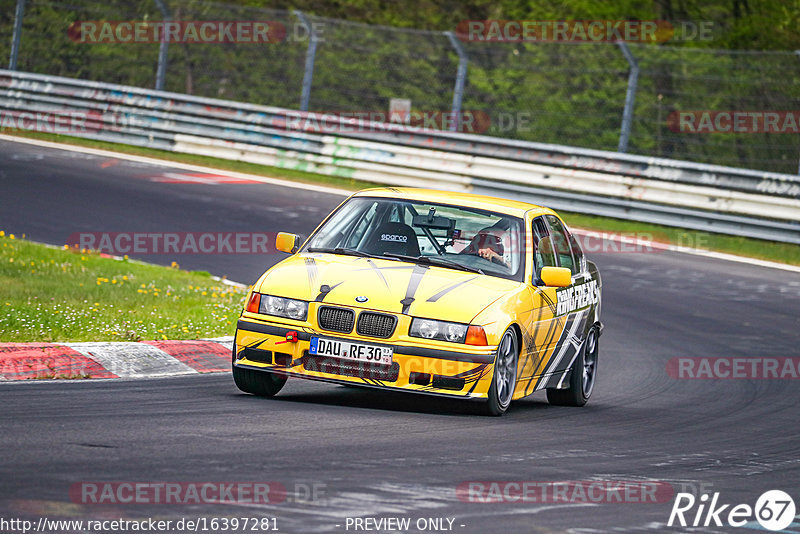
[{"left": 2, "top": 138, "right": 799, "bottom": 533}]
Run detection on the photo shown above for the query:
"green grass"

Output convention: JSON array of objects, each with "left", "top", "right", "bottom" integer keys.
[
  {"left": 0, "top": 232, "right": 249, "bottom": 343},
  {"left": 4, "top": 131, "right": 799, "bottom": 266}
]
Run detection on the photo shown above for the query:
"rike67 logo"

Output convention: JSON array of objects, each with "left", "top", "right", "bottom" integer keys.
[{"left": 668, "top": 490, "right": 796, "bottom": 531}]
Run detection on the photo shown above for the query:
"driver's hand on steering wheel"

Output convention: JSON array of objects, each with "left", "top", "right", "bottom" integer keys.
[{"left": 478, "top": 247, "right": 505, "bottom": 265}]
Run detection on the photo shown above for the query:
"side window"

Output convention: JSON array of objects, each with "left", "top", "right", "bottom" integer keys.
[
  {"left": 545, "top": 215, "right": 578, "bottom": 275},
  {"left": 314, "top": 200, "right": 377, "bottom": 249},
  {"left": 532, "top": 217, "right": 556, "bottom": 282},
  {"left": 344, "top": 202, "right": 378, "bottom": 249},
  {"left": 568, "top": 232, "right": 586, "bottom": 274},
  {"left": 388, "top": 204, "right": 408, "bottom": 224}
]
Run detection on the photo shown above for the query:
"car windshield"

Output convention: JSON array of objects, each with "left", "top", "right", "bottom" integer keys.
[{"left": 303, "top": 197, "right": 525, "bottom": 281}]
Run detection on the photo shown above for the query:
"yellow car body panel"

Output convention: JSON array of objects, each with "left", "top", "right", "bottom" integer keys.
[{"left": 256, "top": 253, "right": 521, "bottom": 323}]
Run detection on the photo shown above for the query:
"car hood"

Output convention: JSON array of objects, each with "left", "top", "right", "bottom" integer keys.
[{"left": 256, "top": 253, "right": 521, "bottom": 323}]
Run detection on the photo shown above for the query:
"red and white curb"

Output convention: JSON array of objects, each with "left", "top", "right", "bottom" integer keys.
[{"left": 0, "top": 336, "right": 233, "bottom": 380}]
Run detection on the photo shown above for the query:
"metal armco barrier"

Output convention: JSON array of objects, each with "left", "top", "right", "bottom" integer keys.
[{"left": 1, "top": 69, "right": 799, "bottom": 244}]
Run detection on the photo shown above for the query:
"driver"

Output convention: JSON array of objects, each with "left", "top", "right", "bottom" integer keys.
[{"left": 461, "top": 220, "right": 510, "bottom": 267}]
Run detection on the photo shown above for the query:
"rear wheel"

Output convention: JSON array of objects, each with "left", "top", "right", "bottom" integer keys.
[
  {"left": 232, "top": 363, "right": 287, "bottom": 397},
  {"left": 483, "top": 328, "right": 519, "bottom": 416},
  {"left": 547, "top": 326, "right": 598, "bottom": 407}
]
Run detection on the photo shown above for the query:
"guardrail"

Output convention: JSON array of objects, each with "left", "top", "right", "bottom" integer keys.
[{"left": 1, "top": 69, "right": 799, "bottom": 244}]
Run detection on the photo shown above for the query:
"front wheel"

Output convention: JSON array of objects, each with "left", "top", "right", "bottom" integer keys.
[
  {"left": 483, "top": 327, "right": 519, "bottom": 416},
  {"left": 547, "top": 326, "right": 598, "bottom": 407},
  {"left": 232, "top": 364, "right": 287, "bottom": 397}
]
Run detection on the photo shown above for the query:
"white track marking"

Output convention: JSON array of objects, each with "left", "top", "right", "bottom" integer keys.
[
  {"left": 2, "top": 134, "right": 797, "bottom": 273},
  {"left": 0, "top": 134, "right": 352, "bottom": 196},
  {"left": 571, "top": 228, "right": 800, "bottom": 274},
  {"left": 64, "top": 342, "right": 197, "bottom": 378}
]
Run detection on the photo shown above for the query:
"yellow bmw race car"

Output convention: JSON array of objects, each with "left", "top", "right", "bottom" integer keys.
[{"left": 233, "top": 188, "right": 602, "bottom": 415}]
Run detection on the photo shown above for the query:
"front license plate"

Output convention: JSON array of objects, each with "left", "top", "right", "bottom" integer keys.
[{"left": 309, "top": 337, "right": 393, "bottom": 365}]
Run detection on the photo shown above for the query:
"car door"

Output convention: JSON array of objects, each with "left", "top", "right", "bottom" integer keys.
[
  {"left": 536, "top": 215, "right": 598, "bottom": 390},
  {"left": 515, "top": 215, "right": 564, "bottom": 396},
  {"left": 517, "top": 213, "right": 599, "bottom": 395}
]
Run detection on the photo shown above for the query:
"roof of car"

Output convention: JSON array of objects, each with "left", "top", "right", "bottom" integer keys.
[{"left": 352, "top": 188, "right": 555, "bottom": 218}]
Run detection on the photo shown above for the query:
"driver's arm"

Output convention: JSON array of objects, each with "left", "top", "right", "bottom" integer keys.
[{"left": 478, "top": 247, "right": 507, "bottom": 266}]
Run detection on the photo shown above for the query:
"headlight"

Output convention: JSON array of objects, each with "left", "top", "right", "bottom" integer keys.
[
  {"left": 409, "top": 318, "right": 468, "bottom": 343},
  {"left": 258, "top": 294, "right": 308, "bottom": 321}
]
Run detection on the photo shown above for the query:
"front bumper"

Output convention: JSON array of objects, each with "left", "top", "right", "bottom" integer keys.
[{"left": 233, "top": 318, "right": 497, "bottom": 398}]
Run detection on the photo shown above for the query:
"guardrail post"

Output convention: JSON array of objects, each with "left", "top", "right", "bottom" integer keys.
[
  {"left": 444, "top": 31, "right": 468, "bottom": 132},
  {"left": 616, "top": 41, "right": 639, "bottom": 153},
  {"left": 8, "top": 0, "right": 26, "bottom": 70},
  {"left": 294, "top": 10, "right": 318, "bottom": 112},
  {"left": 153, "top": 0, "right": 170, "bottom": 91}
]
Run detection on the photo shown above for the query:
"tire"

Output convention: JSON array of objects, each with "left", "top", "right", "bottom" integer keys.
[
  {"left": 232, "top": 364, "right": 287, "bottom": 397},
  {"left": 547, "top": 325, "right": 598, "bottom": 407},
  {"left": 483, "top": 327, "right": 519, "bottom": 416}
]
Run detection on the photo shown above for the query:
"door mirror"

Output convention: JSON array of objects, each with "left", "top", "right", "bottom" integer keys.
[
  {"left": 275, "top": 232, "right": 300, "bottom": 254},
  {"left": 540, "top": 266, "right": 572, "bottom": 287}
]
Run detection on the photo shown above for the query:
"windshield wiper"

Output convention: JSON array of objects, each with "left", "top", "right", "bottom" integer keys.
[
  {"left": 382, "top": 252, "right": 484, "bottom": 275},
  {"left": 307, "top": 247, "right": 389, "bottom": 260},
  {"left": 424, "top": 256, "right": 485, "bottom": 275}
]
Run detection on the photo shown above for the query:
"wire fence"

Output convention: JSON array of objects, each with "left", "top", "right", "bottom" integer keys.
[{"left": 3, "top": 0, "right": 800, "bottom": 174}]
